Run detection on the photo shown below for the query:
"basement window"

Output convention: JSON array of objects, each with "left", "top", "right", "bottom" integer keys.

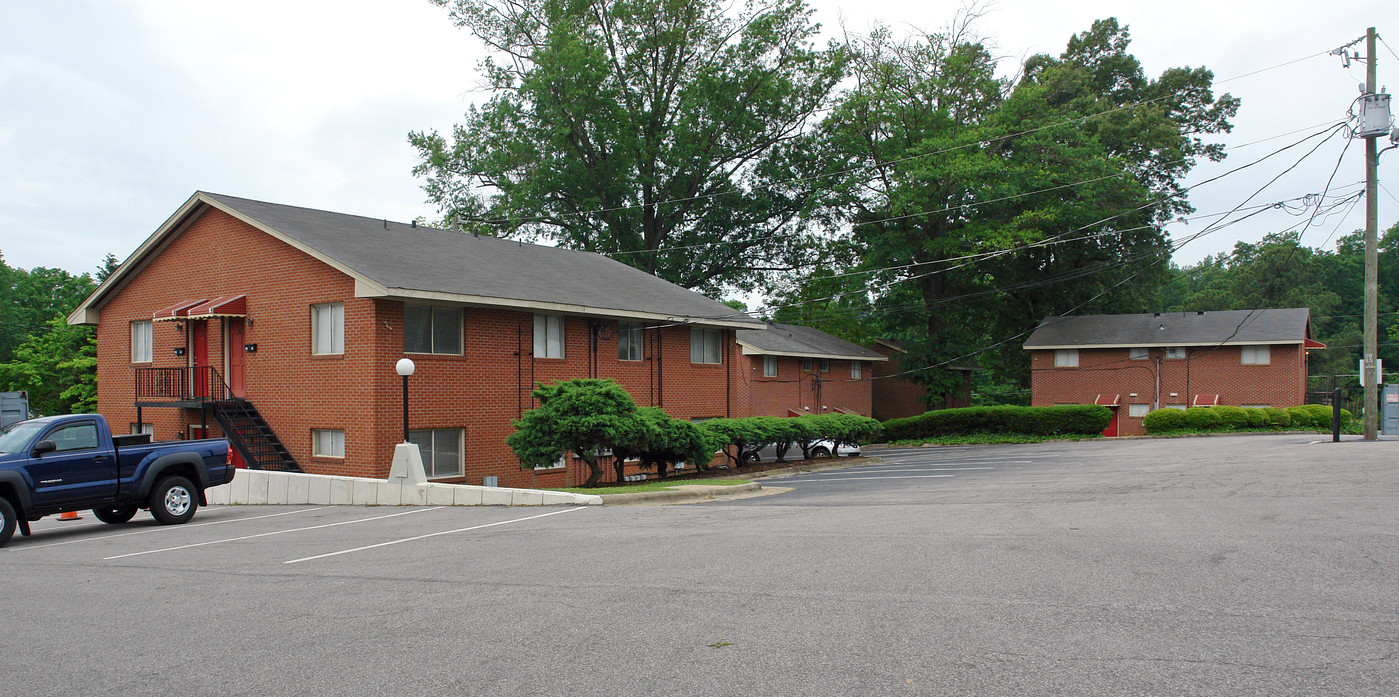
[
  {"left": 408, "top": 428, "right": 464, "bottom": 479},
  {"left": 312, "top": 429, "right": 345, "bottom": 458}
]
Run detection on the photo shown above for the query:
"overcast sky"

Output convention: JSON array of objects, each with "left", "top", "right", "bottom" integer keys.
[{"left": 1, "top": 0, "right": 1393, "bottom": 283}]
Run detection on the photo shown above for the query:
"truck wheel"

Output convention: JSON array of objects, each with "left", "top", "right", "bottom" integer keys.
[
  {"left": 92, "top": 505, "right": 139, "bottom": 524},
  {"left": 149, "top": 476, "right": 198, "bottom": 525},
  {"left": 0, "top": 497, "right": 16, "bottom": 548}
]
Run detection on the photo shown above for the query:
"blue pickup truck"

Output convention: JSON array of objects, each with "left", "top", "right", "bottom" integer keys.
[{"left": 0, "top": 414, "right": 235, "bottom": 547}]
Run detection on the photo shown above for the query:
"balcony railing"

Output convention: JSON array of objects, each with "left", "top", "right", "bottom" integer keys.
[{"left": 136, "top": 366, "right": 233, "bottom": 403}]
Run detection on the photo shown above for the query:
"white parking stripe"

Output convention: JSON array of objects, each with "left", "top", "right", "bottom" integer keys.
[
  {"left": 785, "top": 474, "right": 957, "bottom": 482},
  {"left": 103, "top": 507, "right": 441, "bottom": 560},
  {"left": 18, "top": 507, "right": 326, "bottom": 551},
  {"left": 284, "top": 506, "right": 589, "bottom": 564},
  {"left": 808, "top": 466, "right": 994, "bottom": 475}
]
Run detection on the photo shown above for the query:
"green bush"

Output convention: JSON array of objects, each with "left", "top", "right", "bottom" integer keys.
[
  {"left": 1287, "top": 404, "right": 1332, "bottom": 429},
  {"left": 881, "top": 405, "right": 1110, "bottom": 441},
  {"left": 702, "top": 414, "right": 882, "bottom": 463},
  {"left": 1142, "top": 408, "right": 1188, "bottom": 432},
  {"left": 1213, "top": 405, "right": 1249, "bottom": 430},
  {"left": 1243, "top": 408, "right": 1271, "bottom": 428},
  {"left": 1261, "top": 407, "right": 1292, "bottom": 428},
  {"left": 1183, "top": 407, "right": 1226, "bottom": 431}
]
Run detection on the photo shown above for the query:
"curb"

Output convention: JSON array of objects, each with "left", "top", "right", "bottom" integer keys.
[{"left": 599, "top": 482, "right": 762, "bottom": 506}]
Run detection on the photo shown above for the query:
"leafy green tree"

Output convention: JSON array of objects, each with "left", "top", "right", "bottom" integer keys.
[
  {"left": 0, "top": 316, "right": 96, "bottom": 416},
  {"left": 507, "top": 378, "right": 639, "bottom": 487},
  {"left": 805, "top": 18, "right": 1236, "bottom": 397},
  {"left": 412, "top": 0, "right": 845, "bottom": 294}
]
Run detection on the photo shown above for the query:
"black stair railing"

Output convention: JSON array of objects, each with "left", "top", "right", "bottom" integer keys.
[
  {"left": 135, "top": 366, "right": 230, "bottom": 402},
  {"left": 134, "top": 366, "right": 301, "bottom": 472}
]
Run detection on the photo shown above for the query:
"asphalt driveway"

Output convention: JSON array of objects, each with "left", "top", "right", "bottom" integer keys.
[{"left": 3, "top": 433, "right": 1396, "bottom": 696}]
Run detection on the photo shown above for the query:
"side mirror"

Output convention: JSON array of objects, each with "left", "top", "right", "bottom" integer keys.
[{"left": 31, "top": 440, "right": 56, "bottom": 457}]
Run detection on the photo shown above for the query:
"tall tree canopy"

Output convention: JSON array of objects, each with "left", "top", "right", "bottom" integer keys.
[
  {"left": 789, "top": 18, "right": 1237, "bottom": 395},
  {"left": 412, "top": 0, "right": 845, "bottom": 294}
]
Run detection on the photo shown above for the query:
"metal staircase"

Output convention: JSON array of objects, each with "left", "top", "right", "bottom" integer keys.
[{"left": 211, "top": 400, "right": 302, "bottom": 472}]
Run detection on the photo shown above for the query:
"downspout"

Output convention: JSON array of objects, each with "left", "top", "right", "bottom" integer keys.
[
  {"left": 516, "top": 323, "right": 523, "bottom": 418},
  {"left": 725, "top": 329, "right": 732, "bottom": 418},
  {"left": 656, "top": 327, "right": 664, "bottom": 410},
  {"left": 1154, "top": 354, "right": 1162, "bottom": 410}
]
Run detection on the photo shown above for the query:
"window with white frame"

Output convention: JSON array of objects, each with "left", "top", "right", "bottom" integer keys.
[
  {"left": 801, "top": 358, "right": 813, "bottom": 371},
  {"left": 819, "top": 359, "right": 830, "bottom": 372},
  {"left": 408, "top": 428, "right": 464, "bottom": 478},
  {"left": 404, "top": 304, "right": 462, "bottom": 354},
  {"left": 763, "top": 355, "right": 778, "bottom": 377},
  {"left": 1127, "top": 404, "right": 1150, "bottom": 418},
  {"left": 1164, "top": 404, "right": 1187, "bottom": 410},
  {"left": 851, "top": 361, "right": 863, "bottom": 379},
  {"left": 311, "top": 303, "right": 344, "bottom": 355},
  {"left": 1128, "top": 347, "right": 1148, "bottom": 360},
  {"left": 690, "top": 327, "right": 721, "bottom": 364},
  {"left": 311, "top": 429, "right": 345, "bottom": 458},
  {"left": 618, "top": 322, "right": 643, "bottom": 361},
  {"left": 1054, "top": 349, "right": 1079, "bottom": 367},
  {"left": 130, "top": 320, "right": 152, "bottom": 363},
  {"left": 130, "top": 423, "right": 153, "bottom": 435},
  {"left": 1163, "top": 346, "right": 1187, "bottom": 359},
  {"left": 533, "top": 314, "right": 564, "bottom": 358},
  {"left": 1240, "top": 345, "right": 1270, "bottom": 365}
]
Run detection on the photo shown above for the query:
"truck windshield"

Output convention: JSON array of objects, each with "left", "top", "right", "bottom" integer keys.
[{"left": 0, "top": 421, "right": 46, "bottom": 454}]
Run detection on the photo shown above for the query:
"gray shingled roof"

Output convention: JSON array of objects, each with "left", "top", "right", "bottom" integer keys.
[
  {"left": 192, "top": 193, "right": 757, "bottom": 327},
  {"left": 736, "top": 323, "right": 887, "bottom": 360},
  {"left": 1023, "top": 309, "right": 1313, "bottom": 349}
]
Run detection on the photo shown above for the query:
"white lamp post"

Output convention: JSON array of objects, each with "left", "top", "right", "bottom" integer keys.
[{"left": 396, "top": 358, "right": 415, "bottom": 443}]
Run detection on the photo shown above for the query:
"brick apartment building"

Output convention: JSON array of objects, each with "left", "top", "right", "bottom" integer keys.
[
  {"left": 734, "top": 323, "right": 886, "bottom": 417},
  {"left": 867, "top": 339, "right": 978, "bottom": 421},
  {"left": 68, "top": 191, "right": 821, "bottom": 488},
  {"left": 1024, "top": 309, "right": 1323, "bottom": 436}
]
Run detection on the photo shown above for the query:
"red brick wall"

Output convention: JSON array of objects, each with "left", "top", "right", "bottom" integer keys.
[
  {"left": 1029, "top": 344, "right": 1309, "bottom": 436},
  {"left": 869, "top": 345, "right": 927, "bottom": 421},
  {"left": 741, "top": 354, "right": 874, "bottom": 417},
  {"left": 93, "top": 206, "right": 754, "bottom": 487}
]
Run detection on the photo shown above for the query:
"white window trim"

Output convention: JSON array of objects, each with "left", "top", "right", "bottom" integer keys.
[
  {"left": 618, "top": 322, "right": 643, "bottom": 362},
  {"left": 1054, "top": 349, "right": 1079, "bottom": 367},
  {"left": 1241, "top": 345, "right": 1270, "bottom": 365},
  {"left": 311, "top": 303, "right": 345, "bottom": 355},
  {"left": 534, "top": 314, "right": 565, "bottom": 359},
  {"left": 1127, "top": 404, "right": 1150, "bottom": 418},
  {"left": 410, "top": 428, "right": 465, "bottom": 479},
  {"left": 131, "top": 320, "right": 152, "bottom": 363},
  {"left": 404, "top": 304, "right": 463, "bottom": 355},
  {"left": 851, "top": 361, "right": 863, "bottom": 379},
  {"left": 690, "top": 327, "right": 721, "bottom": 364},
  {"left": 763, "top": 355, "right": 778, "bottom": 378},
  {"left": 311, "top": 429, "right": 345, "bottom": 458}
]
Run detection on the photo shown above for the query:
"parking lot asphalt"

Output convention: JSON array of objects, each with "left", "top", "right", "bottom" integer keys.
[{"left": 4, "top": 433, "right": 1398, "bottom": 696}]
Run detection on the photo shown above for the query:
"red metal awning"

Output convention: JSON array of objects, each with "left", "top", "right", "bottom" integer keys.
[
  {"left": 1193, "top": 394, "right": 1221, "bottom": 407},
  {"left": 1094, "top": 394, "right": 1120, "bottom": 407},
  {"left": 185, "top": 295, "right": 247, "bottom": 320},
  {"left": 1304, "top": 338, "right": 1327, "bottom": 349},
  {"left": 152, "top": 298, "right": 207, "bottom": 322}
]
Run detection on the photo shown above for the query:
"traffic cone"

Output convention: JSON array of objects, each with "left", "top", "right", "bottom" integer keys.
[{"left": 59, "top": 510, "right": 82, "bottom": 521}]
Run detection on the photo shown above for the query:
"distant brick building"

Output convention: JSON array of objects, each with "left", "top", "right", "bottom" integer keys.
[
  {"left": 734, "top": 323, "right": 886, "bottom": 417},
  {"left": 866, "top": 339, "right": 979, "bottom": 421},
  {"left": 69, "top": 192, "right": 766, "bottom": 488},
  {"left": 1023, "top": 309, "right": 1323, "bottom": 436}
]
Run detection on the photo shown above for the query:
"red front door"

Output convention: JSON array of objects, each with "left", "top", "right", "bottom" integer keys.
[
  {"left": 190, "top": 319, "right": 209, "bottom": 398},
  {"left": 1102, "top": 407, "right": 1119, "bottom": 437},
  {"left": 227, "top": 318, "right": 245, "bottom": 398}
]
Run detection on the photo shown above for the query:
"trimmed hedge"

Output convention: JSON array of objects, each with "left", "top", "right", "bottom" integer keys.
[
  {"left": 701, "top": 413, "right": 882, "bottom": 465},
  {"left": 1142, "top": 405, "right": 1354, "bottom": 434},
  {"left": 881, "top": 405, "right": 1112, "bottom": 441}
]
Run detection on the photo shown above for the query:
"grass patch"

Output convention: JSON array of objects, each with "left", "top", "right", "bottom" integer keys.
[
  {"left": 887, "top": 433, "right": 1102, "bottom": 447},
  {"left": 548, "top": 478, "right": 750, "bottom": 495}
]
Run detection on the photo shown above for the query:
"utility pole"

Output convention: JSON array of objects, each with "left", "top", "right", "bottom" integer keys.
[{"left": 1363, "top": 27, "right": 1379, "bottom": 441}]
